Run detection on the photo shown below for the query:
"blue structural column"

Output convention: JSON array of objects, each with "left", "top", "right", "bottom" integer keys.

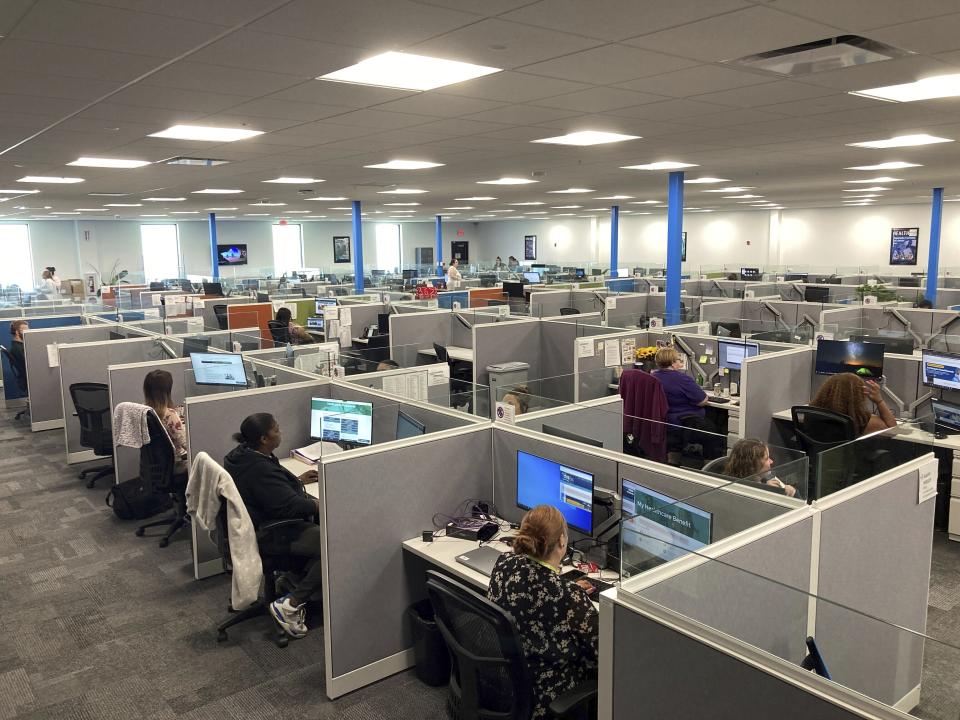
[
  {"left": 665, "top": 171, "right": 684, "bottom": 324},
  {"left": 208, "top": 212, "right": 220, "bottom": 279},
  {"left": 610, "top": 205, "right": 619, "bottom": 276},
  {"left": 352, "top": 200, "right": 364, "bottom": 294},
  {"left": 435, "top": 215, "right": 443, "bottom": 268},
  {"left": 926, "top": 187, "right": 943, "bottom": 304}
]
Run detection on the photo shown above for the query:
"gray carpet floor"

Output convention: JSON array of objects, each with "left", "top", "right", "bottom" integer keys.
[{"left": 1, "top": 406, "right": 958, "bottom": 719}]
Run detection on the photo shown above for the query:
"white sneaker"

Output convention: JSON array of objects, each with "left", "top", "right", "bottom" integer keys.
[{"left": 270, "top": 595, "right": 307, "bottom": 639}]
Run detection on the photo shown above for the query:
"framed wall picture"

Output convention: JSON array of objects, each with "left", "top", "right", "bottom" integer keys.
[
  {"left": 889, "top": 227, "right": 919, "bottom": 266},
  {"left": 333, "top": 236, "right": 351, "bottom": 264},
  {"left": 451, "top": 240, "right": 469, "bottom": 263},
  {"left": 681, "top": 231, "right": 687, "bottom": 262},
  {"left": 524, "top": 235, "right": 537, "bottom": 261}
]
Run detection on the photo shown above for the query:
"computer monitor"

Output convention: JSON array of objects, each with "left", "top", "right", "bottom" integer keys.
[
  {"left": 182, "top": 336, "right": 211, "bottom": 358},
  {"left": 921, "top": 349, "right": 960, "bottom": 390},
  {"left": 202, "top": 282, "right": 223, "bottom": 296},
  {"left": 402, "top": 269, "right": 418, "bottom": 281},
  {"left": 815, "top": 339, "right": 884, "bottom": 379},
  {"left": 616, "top": 268, "right": 629, "bottom": 278},
  {"left": 522, "top": 271, "right": 541, "bottom": 284},
  {"left": 575, "top": 268, "right": 586, "bottom": 279},
  {"left": 932, "top": 399, "right": 960, "bottom": 433},
  {"left": 740, "top": 267, "right": 760, "bottom": 281},
  {"left": 516, "top": 451, "right": 594, "bottom": 535},
  {"left": 178, "top": 279, "right": 193, "bottom": 292},
  {"left": 108, "top": 330, "right": 125, "bottom": 340},
  {"left": 804, "top": 286, "right": 830, "bottom": 303},
  {"left": 190, "top": 353, "right": 247, "bottom": 387},
  {"left": 377, "top": 313, "right": 390, "bottom": 335},
  {"left": 256, "top": 292, "right": 269, "bottom": 303},
  {"left": 709, "top": 321, "right": 742, "bottom": 338},
  {"left": 149, "top": 282, "right": 164, "bottom": 291},
  {"left": 396, "top": 410, "right": 426, "bottom": 440},
  {"left": 306, "top": 316, "right": 324, "bottom": 330},
  {"left": 898, "top": 276, "right": 921, "bottom": 288},
  {"left": 310, "top": 398, "right": 372, "bottom": 445},
  {"left": 503, "top": 282, "right": 526, "bottom": 299},
  {"left": 784, "top": 273, "right": 809, "bottom": 282},
  {"left": 620, "top": 479, "right": 712, "bottom": 576},
  {"left": 323, "top": 274, "right": 339, "bottom": 284},
  {"left": 541, "top": 425, "right": 603, "bottom": 448},
  {"left": 848, "top": 334, "right": 914, "bottom": 355},
  {"left": 316, "top": 297, "right": 338, "bottom": 314},
  {"left": 717, "top": 339, "right": 759, "bottom": 370}
]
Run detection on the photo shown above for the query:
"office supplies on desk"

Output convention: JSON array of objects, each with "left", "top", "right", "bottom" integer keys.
[
  {"left": 454, "top": 545, "right": 504, "bottom": 576},
  {"left": 446, "top": 520, "right": 499, "bottom": 542}
]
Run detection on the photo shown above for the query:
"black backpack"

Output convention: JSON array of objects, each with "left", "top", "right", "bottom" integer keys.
[{"left": 105, "top": 477, "right": 171, "bottom": 520}]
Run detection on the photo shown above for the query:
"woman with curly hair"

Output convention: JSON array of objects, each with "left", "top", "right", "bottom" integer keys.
[
  {"left": 723, "top": 439, "right": 796, "bottom": 497},
  {"left": 810, "top": 373, "right": 896, "bottom": 436}
]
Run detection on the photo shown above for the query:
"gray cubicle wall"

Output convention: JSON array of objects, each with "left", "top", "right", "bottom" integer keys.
[
  {"left": 573, "top": 329, "right": 649, "bottom": 402},
  {"left": 812, "top": 456, "right": 936, "bottom": 708},
  {"left": 538, "top": 319, "right": 605, "bottom": 403},
  {"left": 318, "top": 424, "right": 493, "bottom": 698},
  {"left": 516, "top": 396, "right": 623, "bottom": 450},
  {"left": 605, "top": 293, "right": 648, "bottom": 328},
  {"left": 108, "top": 357, "right": 190, "bottom": 482},
  {"left": 340, "top": 301, "right": 387, "bottom": 335},
  {"left": 698, "top": 299, "right": 743, "bottom": 322},
  {"left": 59, "top": 336, "right": 185, "bottom": 463},
  {"left": 528, "top": 289, "right": 573, "bottom": 318},
  {"left": 22, "top": 324, "right": 117, "bottom": 431},
  {"left": 741, "top": 347, "right": 814, "bottom": 443},
  {"left": 936, "top": 287, "right": 960, "bottom": 309},
  {"left": 388, "top": 310, "right": 451, "bottom": 367},
  {"left": 472, "top": 318, "right": 541, "bottom": 415}
]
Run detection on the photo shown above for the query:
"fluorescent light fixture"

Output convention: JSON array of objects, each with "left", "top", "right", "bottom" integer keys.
[
  {"left": 192, "top": 189, "right": 244, "bottom": 194},
  {"left": 319, "top": 51, "right": 500, "bottom": 91},
  {"left": 550, "top": 205, "right": 581, "bottom": 209},
  {"left": 142, "top": 197, "right": 185, "bottom": 202},
  {"left": 620, "top": 161, "right": 698, "bottom": 170},
  {"left": 843, "top": 194, "right": 880, "bottom": 198},
  {"left": 245, "top": 213, "right": 269, "bottom": 216},
  {"left": 304, "top": 196, "right": 349, "bottom": 201},
  {"left": 51, "top": 211, "right": 80, "bottom": 215},
  {"left": 329, "top": 206, "right": 351, "bottom": 210},
  {"left": 306, "top": 215, "right": 327, "bottom": 218},
  {"left": 73, "top": 208, "right": 107, "bottom": 212},
  {"left": 206, "top": 207, "right": 238, "bottom": 211},
  {"left": 524, "top": 211, "right": 548, "bottom": 215},
  {"left": 596, "top": 195, "right": 634, "bottom": 200},
  {"left": 532, "top": 131, "right": 640, "bottom": 146},
  {"left": 286, "top": 210, "right": 310, "bottom": 214},
  {"left": 546, "top": 188, "right": 594, "bottom": 194},
  {"left": 489, "top": 210, "right": 514, "bottom": 213},
  {"left": 164, "top": 156, "right": 230, "bottom": 166},
  {"left": 377, "top": 188, "right": 428, "bottom": 194},
  {"left": 262, "top": 177, "right": 324, "bottom": 184},
  {"left": 455, "top": 196, "right": 496, "bottom": 201},
  {"left": 364, "top": 159, "right": 444, "bottom": 169},
  {"left": 684, "top": 177, "right": 730, "bottom": 184},
  {"left": 477, "top": 178, "right": 538, "bottom": 185},
  {"left": 149, "top": 125, "right": 263, "bottom": 142},
  {"left": 630, "top": 200, "right": 662, "bottom": 205},
  {"left": 723, "top": 194, "right": 763, "bottom": 199},
  {"left": 248, "top": 202, "right": 287, "bottom": 206},
  {"left": 87, "top": 192, "right": 129, "bottom": 196},
  {"left": 507, "top": 202, "right": 544, "bottom": 206},
  {"left": 553, "top": 213, "right": 576, "bottom": 217},
  {"left": 444, "top": 206, "right": 474, "bottom": 210},
  {"left": 842, "top": 186, "right": 889, "bottom": 192},
  {"left": 17, "top": 176, "right": 83, "bottom": 183},
  {"left": 845, "top": 161, "right": 922, "bottom": 170},
  {"left": 847, "top": 134, "right": 952, "bottom": 148},
  {"left": 67, "top": 157, "right": 150, "bottom": 168},
  {"left": 383, "top": 202, "right": 420, "bottom": 206},
  {"left": 843, "top": 176, "right": 901, "bottom": 183},
  {"left": 850, "top": 73, "right": 960, "bottom": 102},
  {"left": 171, "top": 211, "right": 200, "bottom": 214},
  {"left": 703, "top": 186, "right": 756, "bottom": 193},
  {"left": 104, "top": 203, "right": 142, "bottom": 207},
  {"left": 140, "top": 214, "right": 168, "bottom": 217},
  {"left": 0, "top": 189, "right": 40, "bottom": 194}
]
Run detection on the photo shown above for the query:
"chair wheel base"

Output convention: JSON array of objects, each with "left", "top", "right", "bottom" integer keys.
[{"left": 134, "top": 528, "right": 145, "bottom": 537}]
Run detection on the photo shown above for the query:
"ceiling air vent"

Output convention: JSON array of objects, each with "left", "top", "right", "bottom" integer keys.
[
  {"left": 727, "top": 35, "right": 911, "bottom": 76},
  {"left": 163, "top": 156, "right": 231, "bottom": 166}
]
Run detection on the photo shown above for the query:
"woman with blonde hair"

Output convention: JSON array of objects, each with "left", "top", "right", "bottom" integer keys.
[
  {"left": 723, "top": 438, "right": 796, "bottom": 497},
  {"left": 651, "top": 345, "right": 708, "bottom": 425},
  {"left": 810, "top": 373, "right": 896, "bottom": 436},
  {"left": 488, "top": 505, "right": 598, "bottom": 719}
]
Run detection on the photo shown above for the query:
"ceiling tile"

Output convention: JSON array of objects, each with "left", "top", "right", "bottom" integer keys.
[
  {"left": 465, "top": 104, "right": 581, "bottom": 125},
  {"left": 763, "top": 0, "right": 960, "bottom": 33},
  {"left": 0, "top": 0, "right": 35, "bottom": 35},
  {"left": 533, "top": 87, "right": 668, "bottom": 112},
  {"left": 0, "top": 39, "right": 165, "bottom": 84},
  {"left": 142, "top": 62, "right": 309, "bottom": 97},
  {"left": 624, "top": 5, "right": 842, "bottom": 63},
  {"left": 606, "top": 98, "right": 731, "bottom": 121},
  {"left": 106, "top": 85, "right": 249, "bottom": 114},
  {"left": 680, "top": 107, "right": 788, "bottom": 128},
  {"left": 72, "top": 0, "right": 278, "bottom": 26},
  {"left": 501, "top": 0, "right": 751, "bottom": 41},
  {"left": 0, "top": 72, "right": 119, "bottom": 102},
  {"left": 799, "top": 55, "right": 958, "bottom": 92},
  {"left": 438, "top": 71, "right": 592, "bottom": 102},
  {"left": 616, "top": 64, "right": 771, "bottom": 98},
  {"left": 520, "top": 45, "right": 699, "bottom": 84},
  {"left": 188, "top": 30, "right": 364, "bottom": 78},
  {"left": 693, "top": 80, "right": 837, "bottom": 108},
  {"left": 411, "top": 18, "right": 603, "bottom": 69},
  {"left": 213, "top": 98, "right": 355, "bottom": 122},
  {"left": 406, "top": 0, "right": 532, "bottom": 14},
  {"left": 268, "top": 82, "right": 415, "bottom": 108},
  {"left": 373, "top": 94, "right": 508, "bottom": 118},
  {"left": 858, "top": 13, "right": 960, "bottom": 55}
]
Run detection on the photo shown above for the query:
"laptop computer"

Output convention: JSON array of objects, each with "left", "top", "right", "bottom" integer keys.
[
  {"left": 923, "top": 399, "right": 960, "bottom": 436},
  {"left": 454, "top": 545, "right": 504, "bottom": 577}
]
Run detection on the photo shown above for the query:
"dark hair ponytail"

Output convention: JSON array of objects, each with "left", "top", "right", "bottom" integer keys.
[{"left": 234, "top": 413, "right": 276, "bottom": 448}]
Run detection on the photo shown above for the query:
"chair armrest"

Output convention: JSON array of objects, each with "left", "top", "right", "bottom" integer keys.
[
  {"left": 548, "top": 678, "right": 597, "bottom": 720},
  {"left": 256, "top": 518, "right": 309, "bottom": 542}
]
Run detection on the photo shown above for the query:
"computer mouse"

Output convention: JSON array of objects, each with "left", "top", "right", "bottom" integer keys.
[{"left": 934, "top": 431, "right": 947, "bottom": 440}]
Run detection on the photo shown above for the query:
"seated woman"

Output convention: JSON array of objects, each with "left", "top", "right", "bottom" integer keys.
[
  {"left": 723, "top": 439, "right": 797, "bottom": 497},
  {"left": 501, "top": 383, "right": 530, "bottom": 416},
  {"left": 224, "top": 413, "right": 320, "bottom": 639},
  {"left": 143, "top": 370, "right": 188, "bottom": 475},
  {"left": 274, "top": 307, "right": 313, "bottom": 345},
  {"left": 651, "top": 346, "right": 708, "bottom": 426},
  {"left": 488, "top": 505, "right": 598, "bottom": 720},
  {"left": 811, "top": 374, "right": 896, "bottom": 436}
]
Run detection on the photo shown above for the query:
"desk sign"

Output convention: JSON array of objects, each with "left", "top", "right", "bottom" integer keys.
[
  {"left": 495, "top": 402, "right": 515, "bottom": 424},
  {"left": 863, "top": 295, "right": 878, "bottom": 305},
  {"left": 744, "top": 289, "right": 755, "bottom": 299},
  {"left": 918, "top": 459, "right": 938, "bottom": 504},
  {"left": 648, "top": 317, "right": 663, "bottom": 330},
  {"left": 649, "top": 285, "right": 659, "bottom": 294},
  {"left": 605, "top": 296, "right": 617, "bottom": 310}
]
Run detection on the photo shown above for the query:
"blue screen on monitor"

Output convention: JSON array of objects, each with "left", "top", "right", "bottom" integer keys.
[
  {"left": 437, "top": 291, "right": 469, "bottom": 310},
  {"left": 516, "top": 451, "right": 594, "bottom": 534}
]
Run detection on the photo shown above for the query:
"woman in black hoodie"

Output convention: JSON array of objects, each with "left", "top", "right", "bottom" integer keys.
[{"left": 224, "top": 413, "right": 320, "bottom": 639}]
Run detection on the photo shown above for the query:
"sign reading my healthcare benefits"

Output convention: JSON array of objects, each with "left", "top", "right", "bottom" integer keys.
[{"left": 889, "top": 227, "right": 919, "bottom": 266}]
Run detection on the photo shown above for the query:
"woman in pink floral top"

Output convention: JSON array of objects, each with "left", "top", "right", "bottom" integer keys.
[{"left": 143, "top": 370, "right": 189, "bottom": 474}]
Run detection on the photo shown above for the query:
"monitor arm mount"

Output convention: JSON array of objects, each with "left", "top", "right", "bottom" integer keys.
[
  {"left": 881, "top": 307, "right": 924, "bottom": 349},
  {"left": 592, "top": 291, "right": 608, "bottom": 322},
  {"left": 671, "top": 333, "right": 708, "bottom": 384},
  {"left": 788, "top": 282, "right": 805, "bottom": 301},
  {"left": 152, "top": 338, "right": 177, "bottom": 360},
  {"left": 760, "top": 300, "right": 790, "bottom": 331},
  {"left": 929, "top": 314, "right": 960, "bottom": 351}
]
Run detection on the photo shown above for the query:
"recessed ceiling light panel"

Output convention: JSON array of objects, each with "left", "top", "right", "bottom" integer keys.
[
  {"left": 376, "top": 188, "right": 429, "bottom": 194},
  {"left": 455, "top": 196, "right": 496, "bottom": 200},
  {"left": 477, "top": 178, "right": 538, "bottom": 185},
  {"left": 845, "top": 161, "right": 921, "bottom": 170},
  {"left": 532, "top": 131, "right": 640, "bottom": 146},
  {"left": 546, "top": 188, "right": 594, "bottom": 194},
  {"left": 68, "top": 157, "right": 150, "bottom": 168},
  {"left": 684, "top": 177, "right": 730, "bottom": 184},
  {"left": 191, "top": 189, "right": 244, "bottom": 194},
  {"left": 621, "top": 161, "right": 698, "bottom": 170},
  {"left": 143, "top": 197, "right": 186, "bottom": 202},
  {"left": 18, "top": 176, "right": 83, "bottom": 183},
  {"left": 318, "top": 51, "right": 500, "bottom": 91},
  {"left": 163, "top": 156, "right": 231, "bottom": 166},
  {"left": 851, "top": 73, "right": 960, "bottom": 102},
  {"left": 847, "top": 134, "right": 952, "bottom": 148},
  {"left": 149, "top": 125, "right": 263, "bottom": 142},
  {"left": 263, "top": 177, "right": 324, "bottom": 183},
  {"left": 364, "top": 160, "right": 444, "bottom": 169}
]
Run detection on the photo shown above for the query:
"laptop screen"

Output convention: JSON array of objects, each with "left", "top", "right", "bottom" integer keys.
[{"left": 933, "top": 399, "right": 960, "bottom": 432}]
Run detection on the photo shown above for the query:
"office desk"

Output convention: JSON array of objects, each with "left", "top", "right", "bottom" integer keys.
[
  {"left": 418, "top": 346, "right": 474, "bottom": 363},
  {"left": 402, "top": 531, "right": 610, "bottom": 608},
  {"left": 772, "top": 408, "right": 960, "bottom": 539},
  {"left": 279, "top": 456, "right": 320, "bottom": 500},
  {"left": 351, "top": 337, "right": 369, "bottom": 345}
]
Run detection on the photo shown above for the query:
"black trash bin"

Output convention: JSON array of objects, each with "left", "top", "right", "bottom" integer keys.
[{"left": 407, "top": 598, "right": 451, "bottom": 687}]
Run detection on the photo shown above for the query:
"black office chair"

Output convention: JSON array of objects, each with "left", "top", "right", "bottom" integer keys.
[
  {"left": 559, "top": 307, "right": 580, "bottom": 316},
  {"left": 1, "top": 345, "right": 29, "bottom": 420},
  {"left": 267, "top": 319, "right": 290, "bottom": 345},
  {"left": 69, "top": 383, "right": 115, "bottom": 488},
  {"left": 434, "top": 343, "right": 473, "bottom": 412},
  {"left": 365, "top": 333, "right": 390, "bottom": 363},
  {"left": 134, "top": 411, "right": 189, "bottom": 547},
  {"left": 213, "top": 304, "right": 229, "bottom": 330},
  {"left": 791, "top": 406, "right": 857, "bottom": 498},
  {"left": 486, "top": 299, "right": 507, "bottom": 307},
  {"left": 425, "top": 570, "right": 596, "bottom": 720},
  {"left": 700, "top": 455, "right": 729, "bottom": 474},
  {"left": 213, "top": 501, "right": 309, "bottom": 649}
]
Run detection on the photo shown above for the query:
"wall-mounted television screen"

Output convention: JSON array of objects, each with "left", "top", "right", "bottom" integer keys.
[{"left": 217, "top": 244, "right": 248, "bottom": 266}]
